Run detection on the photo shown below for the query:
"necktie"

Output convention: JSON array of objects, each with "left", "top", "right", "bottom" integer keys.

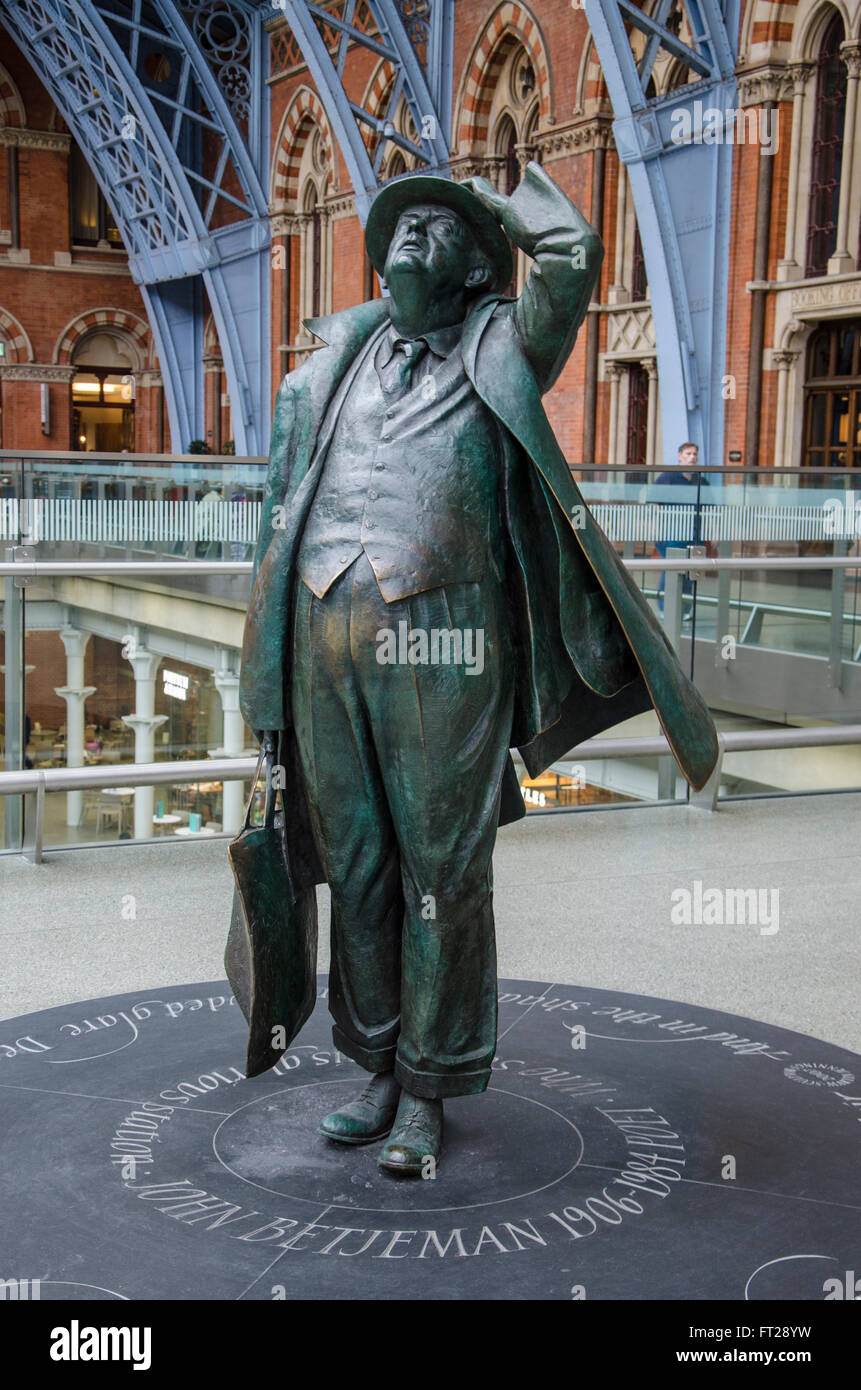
[{"left": 376, "top": 337, "right": 428, "bottom": 401}]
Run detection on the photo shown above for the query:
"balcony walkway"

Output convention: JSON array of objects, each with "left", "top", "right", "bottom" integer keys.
[{"left": 1, "top": 791, "right": 858, "bottom": 1054}]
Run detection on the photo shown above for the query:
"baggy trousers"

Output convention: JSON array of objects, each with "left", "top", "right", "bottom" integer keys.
[{"left": 291, "top": 551, "right": 515, "bottom": 1098}]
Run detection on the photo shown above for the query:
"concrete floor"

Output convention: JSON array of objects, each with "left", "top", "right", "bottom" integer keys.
[{"left": 1, "top": 792, "right": 859, "bottom": 1054}]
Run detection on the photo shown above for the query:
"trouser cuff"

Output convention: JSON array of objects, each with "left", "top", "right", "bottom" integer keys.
[
  {"left": 332, "top": 1024, "right": 397, "bottom": 1074},
  {"left": 394, "top": 1057, "right": 491, "bottom": 1099}
]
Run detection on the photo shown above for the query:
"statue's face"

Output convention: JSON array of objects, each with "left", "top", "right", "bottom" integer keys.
[{"left": 384, "top": 203, "right": 482, "bottom": 296}]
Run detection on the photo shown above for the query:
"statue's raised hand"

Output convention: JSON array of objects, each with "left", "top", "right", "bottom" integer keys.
[{"left": 462, "top": 177, "right": 508, "bottom": 224}]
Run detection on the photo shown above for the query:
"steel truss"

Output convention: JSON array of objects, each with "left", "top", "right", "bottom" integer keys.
[
  {"left": 584, "top": 0, "right": 741, "bottom": 468},
  {"left": 0, "top": 0, "right": 271, "bottom": 452},
  {"left": 275, "top": 1, "right": 453, "bottom": 220}
]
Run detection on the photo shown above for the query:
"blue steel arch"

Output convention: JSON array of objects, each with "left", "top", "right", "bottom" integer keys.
[
  {"left": 275, "top": 1, "right": 454, "bottom": 221},
  {"left": 0, "top": 0, "right": 271, "bottom": 452},
  {"left": 584, "top": 0, "right": 742, "bottom": 471}
]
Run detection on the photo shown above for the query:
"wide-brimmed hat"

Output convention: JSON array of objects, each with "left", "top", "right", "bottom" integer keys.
[{"left": 365, "top": 174, "right": 513, "bottom": 292}]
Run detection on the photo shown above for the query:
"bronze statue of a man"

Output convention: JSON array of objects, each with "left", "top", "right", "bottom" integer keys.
[{"left": 235, "top": 163, "right": 718, "bottom": 1175}]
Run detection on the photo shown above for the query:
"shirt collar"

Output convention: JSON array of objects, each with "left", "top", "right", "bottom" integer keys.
[{"left": 385, "top": 319, "right": 463, "bottom": 361}]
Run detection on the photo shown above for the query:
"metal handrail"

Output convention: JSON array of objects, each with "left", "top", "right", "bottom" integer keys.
[
  {"left": 4, "top": 726, "right": 861, "bottom": 862},
  {"left": 0, "top": 756, "right": 256, "bottom": 797},
  {"left": 0, "top": 449, "right": 263, "bottom": 464},
  {"left": 3, "top": 450, "right": 860, "bottom": 474},
  {"left": 3, "top": 724, "right": 860, "bottom": 799},
  {"left": 1, "top": 554, "right": 860, "bottom": 579},
  {"left": 0, "top": 559, "right": 252, "bottom": 577}
]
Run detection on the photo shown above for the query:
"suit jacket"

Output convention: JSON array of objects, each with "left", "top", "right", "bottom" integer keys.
[{"left": 239, "top": 165, "right": 718, "bottom": 865}]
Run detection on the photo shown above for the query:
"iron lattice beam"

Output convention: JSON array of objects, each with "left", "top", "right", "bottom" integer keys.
[
  {"left": 0, "top": 0, "right": 271, "bottom": 452},
  {"left": 584, "top": 0, "right": 741, "bottom": 471},
  {"left": 276, "top": 0, "right": 453, "bottom": 222}
]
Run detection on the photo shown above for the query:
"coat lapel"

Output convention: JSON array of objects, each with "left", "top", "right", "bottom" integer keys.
[{"left": 462, "top": 298, "right": 719, "bottom": 792}]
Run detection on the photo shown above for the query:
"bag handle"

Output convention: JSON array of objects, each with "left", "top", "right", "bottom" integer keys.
[{"left": 241, "top": 743, "right": 278, "bottom": 833}]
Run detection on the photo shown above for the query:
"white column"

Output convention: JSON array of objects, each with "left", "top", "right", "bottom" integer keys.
[
  {"left": 609, "top": 165, "right": 628, "bottom": 302},
  {"left": 54, "top": 626, "right": 95, "bottom": 827},
  {"left": 772, "top": 350, "right": 799, "bottom": 467},
  {"left": 122, "top": 643, "right": 167, "bottom": 840},
  {"left": 211, "top": 657, "right": 245, "bottom": 836},
  {"left": 828, "top": 44, "right": 861, "bottom": 273},
  {"left": 778, "top": 63, "right": 814, "bottom": 280},
  {"left": 643, "top": 358, "right": 659, "bottom": 470},
  {"left": 605, "top": 363, "right": 624, "bottom": 467},
  {"left": 322, "top": 206, "right": 334, "bottom": 315}
]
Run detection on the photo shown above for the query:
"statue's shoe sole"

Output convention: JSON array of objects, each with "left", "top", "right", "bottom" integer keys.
[{"left": 317, "top": 1122, "right": 395, "bottom": 1145}]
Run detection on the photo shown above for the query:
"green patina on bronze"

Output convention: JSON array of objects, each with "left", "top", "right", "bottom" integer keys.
[{"left": 227, "top": 163, "right": 719, "bottom": 1104}]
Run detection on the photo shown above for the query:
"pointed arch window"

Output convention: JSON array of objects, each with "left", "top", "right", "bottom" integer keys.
[
  {"left": 304, "top": 184, "right": 323, "bottom": 320},
  {"left": 497, "top": 115, "right": 520, "bottom": 197},
  {"left": 806, "top": 15, "right": 847, "bottom": 278},
  {"left": 631, "top": 223, "right": 648, "bottom": 300}
]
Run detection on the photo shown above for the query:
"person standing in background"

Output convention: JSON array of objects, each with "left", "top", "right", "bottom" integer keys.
[{"left": 655, "top": 441, "right": 708, "bottom": 616}]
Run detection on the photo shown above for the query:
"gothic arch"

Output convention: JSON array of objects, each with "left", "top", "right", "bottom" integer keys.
[
  {"left": 361, "top": 57, "right": 398, "bottom": 141},
  {"left": 53, "top": 309, "right": 151, "bottom": 371},
  {"left": 271, "top": 86, "right": 336, "bottom": 208},
  {"left": 575, "top": 37, "right": 611, "bottom": 114},
  {"left": 0, "top": 61, "right": 26, "bottom": 128},
  {"left": 0, "top": 308, "right": 34, "bottom": 363},
  {"left": 790, "top": 0, "right": 852, "bottom": 58},
  {"left": 744, "top": 0, "right": 856, "bottom": 64},
  {"left": 455, "top": 2, "right": 553, "bottom": 151},
  {"left": 360, "top": 57, "right": 421, "bottom": 172},
  {"left": 203, "top": 313, "right": 221, "bottom": 359}
]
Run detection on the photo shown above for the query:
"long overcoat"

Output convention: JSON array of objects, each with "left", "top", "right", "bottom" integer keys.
[{"left": 238, "top": 168, "right": 719, "bottom": 883}]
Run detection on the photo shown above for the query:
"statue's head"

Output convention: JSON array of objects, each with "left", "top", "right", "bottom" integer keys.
[
  {"left": 383, "top": 203, "right": 492, "bottom": 300},
  {"left": 365, "top": 175, "right": 513, "bottom": 303}
]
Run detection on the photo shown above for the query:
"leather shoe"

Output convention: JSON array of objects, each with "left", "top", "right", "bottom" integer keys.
[
  {"left": 318, "top": 1072, "right": 400, "bottom": 1144},
  {"left": 379, "top": 1092, "right": 443, "bottom": 1174}
]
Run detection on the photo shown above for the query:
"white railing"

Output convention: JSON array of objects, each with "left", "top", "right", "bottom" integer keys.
[
  {"left": 588, "top": 502, "right": 852, "bottom": 544},
  {"left": 0, "top": 496, "right": 262, "bottom": 546},
  {"left": 1, "top": 496, "right": 858, "bottom": 546}
]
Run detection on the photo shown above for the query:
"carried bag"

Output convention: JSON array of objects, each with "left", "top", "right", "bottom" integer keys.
[{"left": 225, "top": 750, "right": 318, "bottom": 1078}]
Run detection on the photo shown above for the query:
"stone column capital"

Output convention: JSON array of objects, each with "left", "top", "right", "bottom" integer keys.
[
  {"left": 773, "top": 350, "right": 799, "bottom": 370},
  {"left": 58, "top": 626, "right": 91, "bottom": 661},
  {"left": 122, "top": 714, "right": 167, "bottom": 734},
  {"left": 54, "top": 685, "right": 96, "bottom": 704},
  {"left": 125, "top": 645, "right": 161, "bottom": 683},
  {"left": 840, "top": 41, "right": 861, "bottom": 79},
  {"left": 787, "top": 60, "right": 815, "bottom": 92},
  {"left": 213, "top": 670, "right": 241, "bottom": 713}
]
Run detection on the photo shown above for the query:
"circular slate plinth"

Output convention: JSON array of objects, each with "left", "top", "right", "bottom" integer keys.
[{"left": 1, "top": 979, "right": 858, "bottom": 1301}]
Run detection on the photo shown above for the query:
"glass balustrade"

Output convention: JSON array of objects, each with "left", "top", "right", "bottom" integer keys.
[{"left": 2, "top": 452, "right": 860, "bottom": 849}]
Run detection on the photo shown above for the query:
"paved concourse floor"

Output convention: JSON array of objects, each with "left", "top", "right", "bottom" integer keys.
[{"left": 1, "top": 791, "right": 858, "bottom": 1054}]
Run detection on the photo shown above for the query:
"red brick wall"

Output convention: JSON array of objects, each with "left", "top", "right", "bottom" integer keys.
[
  {"left": 0, "top": 31, "right": 159, "bottom": 452},
  {"left": 0, "top": 0, "right": 820, "bottom": 473}
]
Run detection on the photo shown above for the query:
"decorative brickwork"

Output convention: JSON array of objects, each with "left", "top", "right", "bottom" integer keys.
[
  {"left": 53, "top": 309, "right": 151, "bottom": 369},
  {"left": 0, "top": 307, "right": 33, "bottom": 363},
  {"left": 457, "top": 2, "right": 552, "bottom": 150},
  {"left": 271, "top": 86, "right": 336, "bottom": 206}
]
